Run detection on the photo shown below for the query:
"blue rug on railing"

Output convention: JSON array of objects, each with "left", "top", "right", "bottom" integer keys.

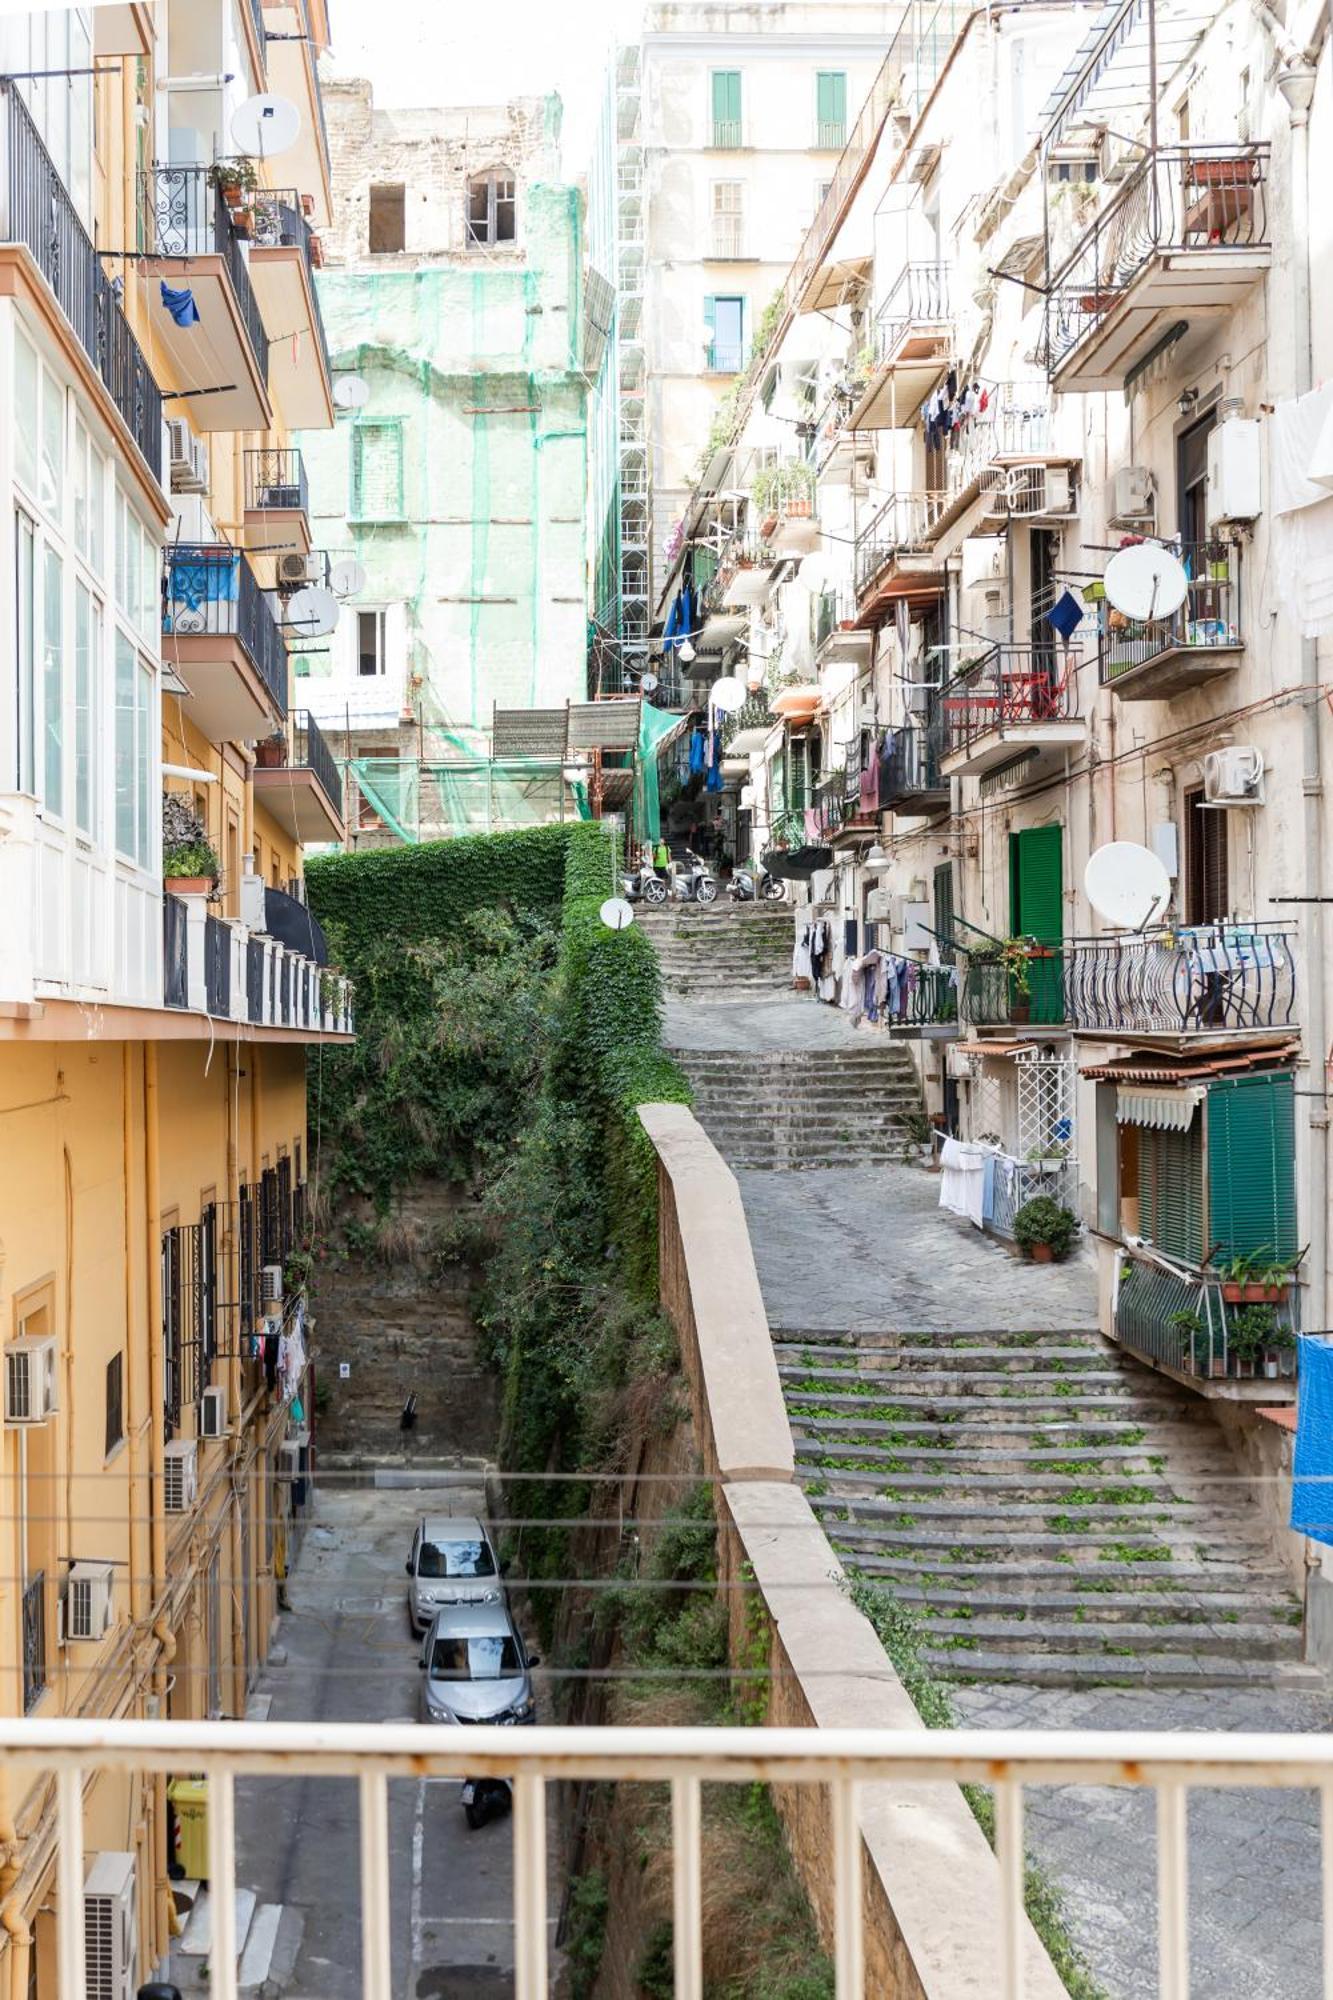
[{"left": 1291, "top": 1336, "right": 1333, "bottom": 1545}]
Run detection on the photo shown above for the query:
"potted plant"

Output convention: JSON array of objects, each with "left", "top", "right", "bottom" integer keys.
[
  {"left": 162, "top": 795, "right": 219, "bottom": 895},
  {"left": 254, "top": 732, "right": 288, "bottom": 770},
  {"left": 1168, "top": 1309, "right": 1210, "bottom": 1377},
  {"left": 1013, "top": 1195, "right": 1079, "bottom": 1264},
  {"left": 1262, "top": 1322, "right": 1298, "bottom": 1380},
  {"left": 1227, "top": 1303, "right": 1276, "bottom": 1378},
  {"left": 1000, "top": 936, "right": 1034, "bottom": 1024},
  {"left": 1217, "top": 1251, "right": 1292, "bottom": 1305},
  {"left": 1202, "top": 535, "right": 1232, "bottom": 582},
  {"left": 206, "top": 157, "right": 259, "bottom": 207},
  {"left": 1026, "top": 1141, "right": 1069, "bottom": 1176}
]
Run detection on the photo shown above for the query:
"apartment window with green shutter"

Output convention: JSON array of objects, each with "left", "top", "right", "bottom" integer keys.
[
  {"left": 1139, "top": 1122, "right": 1205, "bottom": 1265},
  {"left": 1008, "top": 824, "right": 1064, "bottom": 1023},
  {"left": 816, "top": 71, "right": 847, "bottom": 149},
  {"left": 704, "top": 295, "right": 746, "bottom": 373},
  {"left": 711, "top": 70, "right": 742, "bottom": 147},
  {"left": 1206, "top": 1074, "right": 1298, "bottom": 1263},
  {"left": 350, "top": 421, "right": 404, "bottom": 522}
]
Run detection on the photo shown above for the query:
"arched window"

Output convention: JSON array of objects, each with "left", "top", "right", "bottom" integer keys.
[{"left": 466, "top": 171, "right": 516, "bottom": 247}]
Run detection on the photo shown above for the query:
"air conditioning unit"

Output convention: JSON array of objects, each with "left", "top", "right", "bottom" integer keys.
[
  {"left": 262, "top": 1264, "right": 284, "bottom": 1307},
  {"left": 1203, "top": 745, "right": 1265, "bottom": 806},
  {"left": 65, "top": 1562, "right": 115, "bottom": 1642},
  {"left": 866, "top": 887, "right": 896, "bottom": 922},
  {"left": 84, "top": 1850, "right": 138, "bottom": 2000},
  {"left": 166, "top": 418, "right": 209, "bottom": 495},
  {"left": 904, "top": 679, "right": 932, "bottom": 715},
  {"left": 277, "top": 552, "right": 320, "bottom": 588},
  {"left": 200, "top": 1385, "right": 227, "bottom": 1440},
  {"left": 5, "top": 1335, "right": 57, "bottom": 1423},
  {"left": 163, "top": 1439, "right": 198, "bottom": 1514},
  {"left": 1108, "top": 465, "right": 1154, "bottom": 528},
  {"left": 1008, "top": 465, "right": 1074, "bottom": 519}
]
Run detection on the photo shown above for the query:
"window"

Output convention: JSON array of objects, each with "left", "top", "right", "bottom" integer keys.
[
  {"left": 105, "top": 1352, "right": 124, "bottom": 1457},
  {"left": 114, "top": 631, "right": 152, "bottom": 865},
  {"left": 711, "top": 181, "right": 744, "bottom": 258},
  {"left": 350, "top": 422, "right": 404, "bottom": 522},
  {"left": 814, "top": 179, "right": 834, "bottom": 213},
  {"left": 15, "top": 512, "right": 36, "bottom": 795},
  {"left": 74, "top": 583, "right": 100, "bottom": 838},
  {"left": 72, "top": 421, "right": 105, "bottom": 576},
  {"left": 466, "top": 172, "right": 516, "bottom": 247},
  {"left": 357, "top": 610, "right": 386, "bottom": 676},
  {"left": 704, "top": 294, "right": 746, "bottom": 373},
  {"left": 1139, "top": 1121, "right": 1205, "bottom": 1264},
  {"left": 114, "top": 490, "right": 156, "bottom": 640},
  {"left": 1206, "top": 1074, "right": 1298, "bottom": 1263},
  {"left": 1008, "top": 824, "right": 1064, "bottom": 1023},
  {"left": 1185, "top": 786, "right": 1228, "bottom": 922},
  {"left": 368, "top": 182, "right": 406, "bottom": 254},
  {"left": 711, "top": 69, "right": 742, "bottom": 147},
  {"left": 815, "top": 71, "right": 847, "bottom": 149},
  {"left": 14, "top": 334, "right": 38, "bottom": 498},
  {"left": 42, "top": 546, "right": 63, "bottom": 817}
]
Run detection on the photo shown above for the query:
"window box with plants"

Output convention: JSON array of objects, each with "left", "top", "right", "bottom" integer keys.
[
  {"left": 206, "top": 158, "right": 260, "bottom": 209},
  {"left": 751, "top": 461, "right": 816, "bottom": 535},
  {"left": 1215, "top": 1251, "right": 1297, "bottom": 1305},
  {"left": 1013, "top": 1195, "right": 1079, "bottom": 1264},
  {"left": 162, "top": 794, "right": 219, "bottom": 897}
]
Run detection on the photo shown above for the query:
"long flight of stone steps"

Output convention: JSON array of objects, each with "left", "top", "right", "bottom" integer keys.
[
  {"left": 669, "top": 1045, "right": 925, "bottom": 1167},
  {"left": 775, "top": 1324, "right": 1313, "bottom": 1689},
  {"left": 639, "top": 901, "right": 794, "bottom": 997}
]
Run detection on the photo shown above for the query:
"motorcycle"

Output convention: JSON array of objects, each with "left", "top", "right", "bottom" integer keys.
[
  {"left": 670, "top": 852, "right": 718, "bottom": 905},
  {"left": 620, "top": 862, "right": 668, "bottom": 907},
  {"left": 461, "top": 1775, "right": 512, "bottom": 1831},
  {"left": 728, "top": 867, "right": 786, "bottom": 904}
]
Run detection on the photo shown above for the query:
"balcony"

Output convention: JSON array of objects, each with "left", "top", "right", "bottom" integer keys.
[
  {"left": 814, "top": 588, "right": 872, "bottom": 669},
  {"left": 847, "top": 262, "right": 952, "bottom": 428},
  {"left": 940, "top": 643, "right": 1084, "bottom": 777},
  {"left": 750, "top": 467, "right": 818, "bottom": 554},
  {"left": 1115, "top": 1250, "right": 1299, "bottom": 1383},
  {"left": 881, "top": 722, "right": 949, "bottom": 816},
  {"left": 162, "top": 545, "right": 289, "bottom": 743},
  {"left": 253, "top": 710, "right": 345, "bottom": 843},
  {"left": 853, "top": 492, "right": 947, "bottom": 623},
  {"left": 138, "top": 165, "right": 272, "bottom": 431},
  {"left": 262, "top": 0, "right": 334, "bottom": 227},
  {"left": 1041, "top": 146, "right": 1270, "bottom": 392},
  {"left": 0, "top": 81, "right": 163, "bottom": 483},
  {"left": 1098, "top": 539, "right": 1243, "bottom": 699},
  {"left": 883, "top": 961, "right": 958, "bottom": 1034},
  {"left": 1066, "top": 922, "right": 1297, "bottom": 1039},
  {"left": 243, "top": 448, "right": 311, "bottom": 554},
  {"left": 961, "top": 949, "right": 1069, "bottom": 1029},
  {"left": 163, "top": 889, "right": 354, "bottom": 1034},
  {"left": 248, "top": 187, "right": 335, "bottom": 426}
]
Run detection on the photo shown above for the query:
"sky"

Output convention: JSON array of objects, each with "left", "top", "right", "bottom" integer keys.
[{"left": 323, "top": 0, "right": 648, "bottom": 181}]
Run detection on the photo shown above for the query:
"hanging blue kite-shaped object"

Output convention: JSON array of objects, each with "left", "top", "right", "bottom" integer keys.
[{"left": 160, "top": 280, "right": 200, "bottom": 328}]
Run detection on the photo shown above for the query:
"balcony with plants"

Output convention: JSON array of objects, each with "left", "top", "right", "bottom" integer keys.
[
  {"left": 1097, "top": 538, "right": 1244, "bottom": 699},
  {"left": 749, "top": 461, "right": 818, "bottom": 554},
  {"left": 940, "top": 640, "right": 1084, "bottom": 777},
  {"left": 248, "top": 184, "right": 336, "bottom": 426},
  {"left": 138, "top": 159, "right": 273, "bottom": 430},
  {"left": 252, "top": 710, "right": 346, "bottom": 844},
  {"left": 959, "top": 937, "right": 1069, "bottom": 1030}
]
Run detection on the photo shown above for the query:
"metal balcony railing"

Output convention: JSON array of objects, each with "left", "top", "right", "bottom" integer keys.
[
  {"left": 816, "top": 117, "right": 848, "bottom": 149},
  {"left": 250, "top": 187, "right": 333, "bottom": 378},
  {"left": 871, "top": 259, "right": 951, "bottom": 363},
  {"left": 814, "top": 589, "right": 859, "bottom": 651},
  {"left": 1041, "top": 145, "right": 1270, "bottom": 373},
  {"left": 140, "top": 165, "right": 270, "bottom": 383},
  {"left": 162, "top": 544, "right": 289, "bottom": 717},
  {"left": 245, "top": 447, "right": 309, "bottom": 517},
  {"left": 1098, "top": 539, "right": 1242, "bottom": 685},
  {"left": 0, "top": 82, "right": 163, "bottom": 480},
  {"left": 204, "top": 914, "right": 231, "bottom": 1017},
  {"left": 941, "top": 642, "right": 1081, "bottom": 761},
  {"left": 288, "top": 709, "right": 342, "bottom": 814},
  {"left": 883, "top": 960, "right": 958, "bottom": 1028},
  {"left": 21, "top": 1576, "right": 45, "bottom": 1713},
  {"left": 881, "top": 722, "right": 947, "bottom": 805},
  {"left": 854, "top": 492, "right": 946, "bottom": 595},
  {"left": 1066, "top": 921, "right": 1297, "bottom": 1035},
  {"left": 961, "top": 949, "right": 1069, "bottom": 1029},
  {"left": 711, "top": 218, "right": 745, "bottom": 259},
  {"left": 163, "top": 894, "right": 188, "bottom": 1009}
]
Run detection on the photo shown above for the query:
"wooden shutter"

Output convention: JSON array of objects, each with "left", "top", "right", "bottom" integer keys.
[
  {"left": 1095, "top": 1083, "right": 1120, "bottom": 1237},
  {"left": 933, "top": 861, "right": 955, "bottom": 962},
  {"left": 1010, "top": 824, "right": 1064, "bottom": 1023},
  {"left": 712, "top": 70, "right": 741, "bottom": 145},
  {"left": 1140, "top": 1123, "right": 1205, "bottom": 1264},
  {"left": 1185, "top": 787, "right": 1229, "bottom": 922},
  {"left": 1206, "top": 1074, "right": 1298, "bottom": 1261},
  {"left": 816, "top": 72, "right": 847, "bottom": 144}
]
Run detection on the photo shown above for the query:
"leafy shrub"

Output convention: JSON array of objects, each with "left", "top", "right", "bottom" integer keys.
[{"left": 1013, "top": 1196, "right": 1079, "bottom": 1260}]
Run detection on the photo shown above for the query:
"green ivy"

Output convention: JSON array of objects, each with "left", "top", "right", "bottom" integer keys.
[{"left": 306, "top": 823, "right": 573, "bottom": 955}]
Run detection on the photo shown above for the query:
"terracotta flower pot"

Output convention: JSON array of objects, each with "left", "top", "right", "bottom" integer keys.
[
  {"left": 164, "top": 876, "right": 213, "bottom": 897},
  {"left": 1030, "top": 1242, "right": 1055, "bottom": 1264}
]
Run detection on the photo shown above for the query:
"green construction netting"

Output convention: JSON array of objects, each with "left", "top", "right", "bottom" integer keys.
[
  {"left": 351, "top": 758, "right": 574, "bottom": 843},
  {"left": 634, "top": 703, "right": 685, "bottom": 843}
]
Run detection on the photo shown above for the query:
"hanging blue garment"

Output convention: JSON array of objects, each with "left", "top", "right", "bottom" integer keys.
[
  {"left": 705, "top": 756, "right": 723, "bottom": 792},
  {"left": 688, "top": 728, "right": 706, "bottom": 774},
  {"left": 160, "top": 280, "right": 200, "bottom": 327},
  {"left": 1046, "top": 589, "right": 1084, "bottom": 640},
  {"left": 663, "top": 592, "right": 686, "bottom": 651},
  {"left": 1293, "top": 1337, "right": 1333, "bottom": 1546}
]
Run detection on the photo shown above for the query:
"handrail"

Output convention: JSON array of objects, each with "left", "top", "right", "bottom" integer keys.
[
  {"left": 244, "top": 447, "right": 309, "bottom": 517},
  {"left": 250, "top": 187, "right": 332, "bottom": 378},
  {"left": 942, "top": 641, "right": 1081, "bottom": 758},
  {"left": 161, "top": 543, "right": 288, "bottom": 717},
  {"left": 854, "top": 492, "right": 947, "bottom": 594},
  {"left": 1066, "top": 919, "right": 1297, "bottom": 1034}
]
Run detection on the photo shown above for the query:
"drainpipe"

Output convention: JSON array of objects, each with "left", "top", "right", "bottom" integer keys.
[{"left": 1276, "top": 62, "right": 1327, "bottom": 1337}]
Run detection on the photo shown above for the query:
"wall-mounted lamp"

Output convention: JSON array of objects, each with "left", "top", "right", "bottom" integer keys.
[{"left": 1178, "top": 386, "right": 1199, "bottom": 416}]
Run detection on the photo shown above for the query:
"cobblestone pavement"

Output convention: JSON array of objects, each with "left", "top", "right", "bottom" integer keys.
[{"left": 953, "top": 1682, "right": 1333, "bottom": 2000}]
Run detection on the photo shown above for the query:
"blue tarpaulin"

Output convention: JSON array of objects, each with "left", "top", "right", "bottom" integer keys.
[
  {"left": 1291, "top": 1337, "right": 1333, "bottom": 1545},
  {"left": 160, "top": 280, "right": 200, "bottom": 327}
]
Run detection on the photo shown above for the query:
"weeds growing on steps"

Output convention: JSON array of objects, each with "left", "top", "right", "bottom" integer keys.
[{"left": 846, "top": 1579, "right": 1110, "bottom": 2000}]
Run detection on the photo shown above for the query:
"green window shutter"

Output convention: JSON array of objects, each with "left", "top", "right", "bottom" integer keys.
[
  {"left": 703, "top": 294, "right": 717, "bottom": 370},
  {"left": 1140, "top": 1123, "right": 1205, "bottom": 1264},
  {"left": 1094, "top": 1084, "right": 1120, "bottom": 1237},
  {"left": 1206, "top": 1074, "right": 1298, "bottom": 1262},
  {"left": 933, "top": 862, "right": 955, "bottom": 963},
  {"left": 1010, "top": 824, "right": 1063, "bottom": 941},
  {"left": 712, "top": 70, "right": 741, "bottom": 146},
  {"left": 816, "top": 72, "right": 847, "bottom": 145}
]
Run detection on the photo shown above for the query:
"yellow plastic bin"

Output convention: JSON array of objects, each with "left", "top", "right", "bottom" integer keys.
[{"left": 168, "top": 1776, "right": 210, "bottom": 1882}]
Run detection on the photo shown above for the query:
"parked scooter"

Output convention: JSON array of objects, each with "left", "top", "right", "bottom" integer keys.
[
  {"left": 620, "top": 861, "right": 668, "bottom": 906},
  {"left": 670, "top": 851, "right": 718, "bottom": 905},
  {"left": 461, "top": 1775, "right": 513, "bottom": 1831},
  {"left": 728, "top": 866, "right": 786, "bottom": 904}
]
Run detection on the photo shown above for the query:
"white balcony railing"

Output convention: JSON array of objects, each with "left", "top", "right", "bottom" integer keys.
[
  {"left": 15, "top": 1715, "right": 1333, "bottom": 2000},
  {"left": 163, "top": 894, "right": 354, "bottom": 1034}
]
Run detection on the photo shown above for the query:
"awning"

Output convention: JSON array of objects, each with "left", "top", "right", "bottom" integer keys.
[
  {"left": 1116, "top": 1085, "right": 1204, "bottom": 1131},
  {"left": 726, "top": 727, "right": 770, "bottom": 756},
  {"left": 930, "top": 480, "right": 1003, "bottom": 562},
  {"left": 1081, "top": 1037, "right": 1299, "bottom": 1083},
  {"left": 771, "top": 684, "right": 821, "bottom": 719}
]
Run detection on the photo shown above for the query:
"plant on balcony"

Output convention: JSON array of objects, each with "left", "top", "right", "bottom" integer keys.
[
  {"left": 206, "top": 157, "right": 260, "bottom": 203},
  {"left": 1013, "top": 1195, "right": 1078, "bottom": 1264},
  {"left": 1216, "top": 1249, "right": 1293, "bottom": 1304},
  {"left": 751, "top": 460, "right": 816, "bottom": 525},
  {"left": 162, "top": 794, "right": 219, "bottom": 893},
  {"left": 255, "top": 732, "right": 288, "bottom": 770},
  {"left": 1168, "top": 1309, "right": 1215, "bottom": 1378},
  {"left": 1227, "top": 1303, "right": 1279, "bottom": 1377}
]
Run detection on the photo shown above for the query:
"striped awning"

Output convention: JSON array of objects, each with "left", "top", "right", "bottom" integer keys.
[{"left": 1116, "top": 1085, "right": 1204, "bottom": 1131}]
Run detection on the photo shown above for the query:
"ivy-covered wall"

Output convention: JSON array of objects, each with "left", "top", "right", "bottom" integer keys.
[{"left": 306, "top": 823, "right": 573, "bottom": 956}]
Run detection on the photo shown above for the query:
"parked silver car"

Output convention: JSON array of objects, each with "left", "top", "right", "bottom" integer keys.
[
  {"left": 405, "top": 1515, "right": 502, "bottom": 1634},
  {"left": 418, "top": 1601, "right": 539, "bottom": 1726}
]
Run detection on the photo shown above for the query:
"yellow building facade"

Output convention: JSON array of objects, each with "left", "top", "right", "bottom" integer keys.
[{"left": 0, "top": 3, "right": 345, "bottom": 1989}]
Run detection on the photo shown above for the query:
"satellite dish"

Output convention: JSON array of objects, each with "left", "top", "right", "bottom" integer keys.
[
  {"left": 1104, "top": 544, "right": 1189, "bottom": 623},
  {"left": 640, "top": 672, "right": 659, "bottom": 693},
  {"left": 333, "top": 375, "right": 370, "bottom": 411},
  {"left": 599, "top": 897, "right": 635, "bottom": 932},
  {"left": 709, "top": 676, "right": 745, "bottom": 713},
  {"left": 796, "top": 552, "right": 832, "bottom": 593},
  {"left": 172, "top": 608, "right": 205, "bottom": 636},
  {"left": 1084, "top": 842, "right": 1172, "bottom": 931},
  {"left": 286, "top": 585, "right": 340, "bottom": 640},
  {"left": 232, "top": 94, "right": 301, "bottom": 160},
  {"left": 329, "top": 557, "right": 367, "bottom": 600}
]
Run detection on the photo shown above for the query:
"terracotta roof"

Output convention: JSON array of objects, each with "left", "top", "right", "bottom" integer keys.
[{"left": 1079, "top": 1038, "right": 1300, "bottom": 1084}]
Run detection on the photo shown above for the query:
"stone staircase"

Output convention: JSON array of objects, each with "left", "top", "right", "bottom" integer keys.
[
  {"left": 669, "top": 1046, "right": 924, "bottom": 1168},
  {"left": 775, "top": 1325, "right": 1311, "bottom": 1689},
  {"left": 640, "top": 902, "right": 793, "bottom": 998}
]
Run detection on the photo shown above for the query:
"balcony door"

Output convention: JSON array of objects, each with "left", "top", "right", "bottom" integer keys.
[
  {"left": 1009, "top": 823, "right": 1064, "bottom": 1022},
  {"left": 1177, "top": 407, "right": 1216, "bottom": 546},
  {"left": 1185, "top": 785, "right": 1229, "bottom": 922}
]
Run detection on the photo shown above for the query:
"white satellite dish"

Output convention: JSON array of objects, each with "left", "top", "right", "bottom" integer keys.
[
  {"left": 640, "top": 672, "right": 659, "bottom": 693},
  {"left": 1103, "top": 544, "right": 1189, "bottom": 624},
  {"left": 286, "top": 585, "right": 340, "bottom": 640},
  {"left": 231, "top": 94, "right": 301, "bottom": 160},
  {"left": 599, "top": 897, "right": 636, "bottom": 931},
  {"left": 172, "top": 608, "right": 205, "bottom": 636},
  {"left": 329, "top": 556, "right": 367, "bottom": 600},
  {"left": 709, "top": 675, "right": 745, "bottom": 713},
  {"left": 796, "top": 552, "right": 832, "bottom": 593},
  {"left": 1084, "top": 841, "right": 1172, "bottom": 931},
  {"left": 333, "top": 375, "right": 370, "bottom": 411}
]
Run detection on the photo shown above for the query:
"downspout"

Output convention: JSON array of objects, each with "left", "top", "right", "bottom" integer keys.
[
  {"left": 1275, "top": 62, "right": 1327, "bottom": 1343},
  {"left": 143, "top": 1046, "right": 175, "bottom": 1959}
]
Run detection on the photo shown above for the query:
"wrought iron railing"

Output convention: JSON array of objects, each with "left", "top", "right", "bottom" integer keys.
[
  {"left": 854, "top": 492, "right": 946, "bottom": 595},
  {"left": 245, "top": 447, "right": 309, "bottom": 517},
  {"left": 0, "top": 82, "right": 163, "bottom": 479},
  {"left": 290, "top": 709, "right": 341, "bottom": 814},
  {"left": 140, "top": 165, "right": 270, "bottom": 382},
  {"left": 814, "top": 589, "right": 860, "bottom": 651},
  {"left": 204, "top": 915, "right": 231, "bottom": 1017},
  {"left": 21, "top": 1574, "right": 45, "bottom": 1713},
  {"left": 1041, "top": 145, "right": 1270, "bottom": 372},
  {"left": 881, "top": 722, "right": 947, "bottom": 806},
  {"left": 161, "top": 1214, "right": 216, "bottom": 1437},
  {"left": 883, "top": 962, "right": 958, "bottom": 1028},
  {"left": 1099, "top": 539, "right": 1242, "bottom": 685},
  {"left": 162, "top": 544, "right": 289, "bottom": 719},
  {"left": 961, "top": 949, "right": 1069, "bottom": 1028},
  {"left": 1065, "top": 921, "right": 1297, "bottom": 1034},
  {"left": 163, "top": 893, "right": 188, "bottom": 1010},
  {"left": 872, "top": 260, "right": 951, "bottom": 363},
  {"left": 941, "top": 642, "right": 1081, "bottom": 761}
]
